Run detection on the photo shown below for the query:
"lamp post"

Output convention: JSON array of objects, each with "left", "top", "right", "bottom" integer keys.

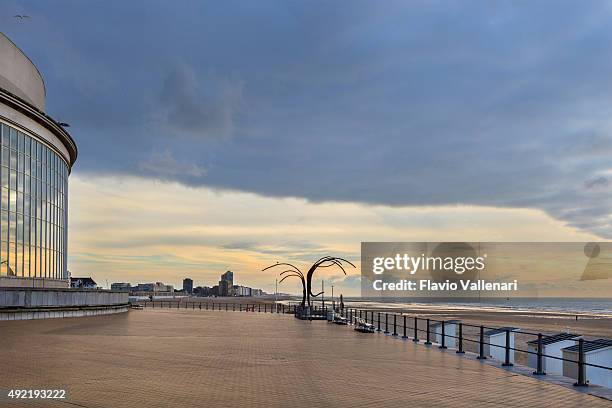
[
  {"left": 321, "top": 280, "right": 324, "bottom": 309},
  {"left": 274, "top": 278, "right": 278, "bottom": 313}
]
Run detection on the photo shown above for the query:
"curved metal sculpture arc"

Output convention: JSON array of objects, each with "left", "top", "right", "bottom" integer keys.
[
  {"left": 279, "top": 271, "right": 306, "bottom": 307},
  {"left": 262, "top": 262, "right": 307, "bottom": 307},
  {"left": 305, "top": 256, "right": 356, "bottom": 307}
]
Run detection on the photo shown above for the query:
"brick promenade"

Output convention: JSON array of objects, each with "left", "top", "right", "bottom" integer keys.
[{"left": 1, "top": 310, "right": 610, "bottom": 407}]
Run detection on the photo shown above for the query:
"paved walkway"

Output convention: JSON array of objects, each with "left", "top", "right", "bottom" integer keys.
[{"left": 0, "top": 310, "right": 610, "bottom": 407}]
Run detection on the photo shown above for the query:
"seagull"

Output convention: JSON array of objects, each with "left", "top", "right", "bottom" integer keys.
[
  {"left": 58, "top": 122, "right": 70, "bottom": 128},
  {"left": 13, "top": 15, "right": 31, "bottom": 20}
]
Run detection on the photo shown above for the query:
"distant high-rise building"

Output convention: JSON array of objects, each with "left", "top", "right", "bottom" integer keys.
[
  {"left": 233, "top": 285, "right": 252, "bottom": 297},
  {"left": 219, "top": 271, "right": 234, "bottom": 296},
  {"left": 132, "top": 282, "right": 174, "bottom": 295},
  {"left": 111, "top": 282, "right": 131, "bottom": 292},
  {"left": 183, "top": 278, "right": 193, "bottom": 294}
]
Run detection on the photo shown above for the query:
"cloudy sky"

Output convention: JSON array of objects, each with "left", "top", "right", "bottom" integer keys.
[{"left": 2, "top": 1, "right": 612, "bottom": 295}]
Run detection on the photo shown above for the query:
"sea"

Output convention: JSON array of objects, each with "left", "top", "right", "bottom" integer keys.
[{"left": 325, "top": 297, "right": 612, "bottom": 317}]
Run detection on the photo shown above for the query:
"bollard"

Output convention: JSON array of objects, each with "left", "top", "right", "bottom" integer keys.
[
  {"left": 392, "top": 315, "right": 398, "bottom": 336},
  {"left": 359, "top": 310, "right": 362, "bottom": 319},
  {"left": 502, "top": 329, "right": 513, "bottom": 366},
  {"left": 265, "top": 304, "right": 267, "bottom": 313},
  {"left": 533, "top": 333, "right": 545, "bottom": 375},
  {"left": 259, "top": 304, "right": 261, "bottom": 312},
  {"left": 456, "top": 323, "right": 465, "bottom": 354},
  {"left": 384, "top": 313, "right": 390, "bottom": 334},
  {"left": 377, "top": 312, "right": 381, "bottom": 332},
  {"left": 402, "top": 316, "right": 408, "bottom": 339},
  {"left": 573, "top": 339, "right": 588, "bottom": 386},
  {"left": 439, "top": 321, "right": 447, "bottom": 349},
  {"left": 477, "top": 326, "right": 486, "bottom": 359},
  {"left": 424, "top": 319, "right": 432, "bottom": 345},
  {"left": 413, "top": 316, "right": 419, "bottom": 342},
  {"left": 199, "top": 303, "right": 201, "bottom": 310}
]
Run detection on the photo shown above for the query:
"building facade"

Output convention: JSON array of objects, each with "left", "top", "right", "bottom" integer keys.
[
  {"left": 233, "top": 285, "right": 251, "bottom": 297},
  {"left": 131, "top": 282, "right": 174, "bottom": 295},
  {"left": 70, "top": 277, "right": 97, "bottom": 289},
  {"left": 183, "top": 277, "right": 193, "bottom": 294},
  {"left": 219, "top": 271, "right": 233, "bottom": 296},
  {"left": 110, "top": 282, "right": 131, "bottom": 292},
  {"left": 0, "top": 33, "right": 77, "bottom": 288}
]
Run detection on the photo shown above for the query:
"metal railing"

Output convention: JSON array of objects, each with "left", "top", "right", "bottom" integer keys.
[
  {"left": 138, "top": 300, "right": 297, "bottom": 314},
  {"left": 337, "top": 307, "right": 612, "bottom": 387}
]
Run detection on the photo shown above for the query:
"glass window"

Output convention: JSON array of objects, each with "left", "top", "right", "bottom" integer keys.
[
  {"left": 1, "top": 188, "right": 7, "bottom": 210},
  {"left": 18, "top": 132, "right": 24, "bottom": 151},
  {"left": 17, "top": 172, "right": 23, "bottom": 193},
  {"left": 16, "top": 192, "right": 22, "bottom": 214},
  {"left": 9, "top": 170, "right": 16, "bottom": 191},
  {"left": 1, "top": 124, "right": 8, "bottom": 146},
  {"left": 9, "top": 212, "right": 15, "bottom": 242},
  {"left": 9, "top": 128, "right": 17, "bottom": 150},
  {"left": 8, "top": 242, "right": 15, "bottom": 276},
  {"left": 24, "top": 156, "right": 30, "bottom": 176},
  {"left": 0, "top": 124, "right": 69, "bottom": 280},
  {"left": 9, "top": 189, "right": 15, "bottom": 212}
]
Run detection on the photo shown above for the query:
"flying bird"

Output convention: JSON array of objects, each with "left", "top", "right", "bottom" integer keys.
[
  {"left": 57, "top": 122, "right": 70, "bottom": 128},
  {"left": 13, "top": 15, "right": 31, "bottom": 20}
]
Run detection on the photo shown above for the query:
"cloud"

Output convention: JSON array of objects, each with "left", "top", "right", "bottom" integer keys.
[
  {"left": 6, "top": 1, "right": 612, "bottom": 238},
  {"left": 157, "top": 64, "right": 243, "bottom": 140},
  {"left": 68, "top": 174, "right": 605, "bottom": 295},
  {"left": 585, "top": 176, "right": 609, "bottom": 190},
  {"left": 139, "top": 149, "right": 206, "bottom": 179}
]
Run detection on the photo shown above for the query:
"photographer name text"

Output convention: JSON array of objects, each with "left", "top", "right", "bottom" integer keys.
[{"left": 372, "top": 279, "right": 518, "bottom": 292}]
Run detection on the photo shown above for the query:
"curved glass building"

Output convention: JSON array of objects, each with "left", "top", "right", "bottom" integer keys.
[{"left": 0, "top": 33, "right": 77, "bottom": 287}]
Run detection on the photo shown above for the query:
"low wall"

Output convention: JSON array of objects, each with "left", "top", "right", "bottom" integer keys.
[
  {"left": 0, "top": 276, "right": 69, "bottom": 288},
  {"left": 0, "top": 288, "right": 129, "bottom": 320},
  {"left": 0, "top": 304, "right": 129, "bottom": 320}
]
